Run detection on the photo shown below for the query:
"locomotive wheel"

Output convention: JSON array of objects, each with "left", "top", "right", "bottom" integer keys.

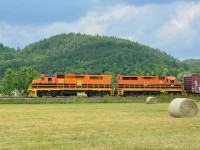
[
  {"left": 97, "top": 92, "right": 104, "bottom": 97},
  {"left": 100, "top": 92, "right": 104, "bottom": 97},
  {"left": 87, "top": 91, "right": 93, "bottom": 97},
  {"left": 87, "top": 91, "right": 104, "bottom": 97},
  {"left": 37, "top": 91, "right": 43, "bottom": 97},
  {"left": 51, "top": 91, "right": 57, "bottom": 97}
]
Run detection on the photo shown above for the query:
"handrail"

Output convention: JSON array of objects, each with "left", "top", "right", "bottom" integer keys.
[
  {"left": 118, "top": 84, "right": 182, "bottom": 89},
  {"left": 32, "top": 83, "right": 112, "bottom": 89}
]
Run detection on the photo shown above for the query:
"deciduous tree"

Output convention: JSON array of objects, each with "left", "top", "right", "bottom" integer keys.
[{"left": 2, "top": 68, "right": 15, "bottom": 96}]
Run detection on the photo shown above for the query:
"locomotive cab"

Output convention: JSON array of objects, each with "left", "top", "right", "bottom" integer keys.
[
  {"left": 166, "top": 76, "right": 181, "bottom": 86},
  {"left": 43, "top": 74, "right": 56, "bottom": 84}
]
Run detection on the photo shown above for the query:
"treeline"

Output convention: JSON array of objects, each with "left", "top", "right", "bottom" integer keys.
[{"left": 0, "top": 33, "right": 193, "bottom": 93}]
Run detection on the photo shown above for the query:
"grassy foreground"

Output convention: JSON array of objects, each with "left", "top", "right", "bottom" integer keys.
[{"left": 0, "top": 103, "right": 200, "bottom": 150}]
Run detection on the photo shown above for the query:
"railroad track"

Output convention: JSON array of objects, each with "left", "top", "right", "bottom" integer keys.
[
  {"left": 0, "top": 96, "right": 113, "bottom": 100},
  {"left": 0, "top": 96, "right": 80, "bottom": 100}
]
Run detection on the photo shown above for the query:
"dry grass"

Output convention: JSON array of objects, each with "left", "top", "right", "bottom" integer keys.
[{"left": 0, "top": 103, "right": 200, "bottom": 150}]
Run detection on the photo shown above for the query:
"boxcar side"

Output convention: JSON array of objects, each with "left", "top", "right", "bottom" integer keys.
[{"left": 184, "top": 74, "right": 200, "bottom": 94}]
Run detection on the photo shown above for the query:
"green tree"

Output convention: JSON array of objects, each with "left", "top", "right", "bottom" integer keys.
[
  {"left": 161, "top": 68, "right": 169, "bottom": 76},
  {"left": 1, "top": 68, "right": 15, "bottom": 96},
  {"left": 15, "top": 67, "right": 38, "bottom": 95}
]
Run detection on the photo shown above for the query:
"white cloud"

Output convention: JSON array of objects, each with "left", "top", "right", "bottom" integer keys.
[
  {"left": 0, "top": 1, "right": 200, "bottom": 60},
  {"left": 156, "top": 2, "right": 200, "bottom": 48}
]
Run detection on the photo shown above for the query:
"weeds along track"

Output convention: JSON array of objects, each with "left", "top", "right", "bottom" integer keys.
[{"left": 0, "top": 96, "right": 148, "bottom": 104}]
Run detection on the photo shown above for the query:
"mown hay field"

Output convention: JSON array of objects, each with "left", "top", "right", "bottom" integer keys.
[{"left": 0, "top": 103, "right": 200, "bottom": 150}]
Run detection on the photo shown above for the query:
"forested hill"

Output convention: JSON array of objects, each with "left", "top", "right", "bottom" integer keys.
[
  {"left": 183, "top": 59, "right": 200, "bottom": 73},
  {"left": 0, "top": 33, "right": 190, "bottom": 81},
  {"left": 183, "top": 59, "right": 200, "bottom": 65},
  {"left": 0, "top": 44, "right": 18, "bottom": 77}
]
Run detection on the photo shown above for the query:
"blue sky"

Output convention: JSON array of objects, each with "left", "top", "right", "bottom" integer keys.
[{"left": 0, "top": 0, "right": 200, "bottom": 60}]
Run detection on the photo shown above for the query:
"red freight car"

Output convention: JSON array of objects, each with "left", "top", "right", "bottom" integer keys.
[
  {"left": 184, "top": 74, "right": 200, "bottom": 94},
  {"left": 117, "top": 75, "right": 182, "bottom": 96},
  {"left": 29, "top": 74, "right": 113, "bottom": 97}
]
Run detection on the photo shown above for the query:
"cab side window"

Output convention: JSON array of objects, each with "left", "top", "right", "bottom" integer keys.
[{"left": 48, "top": 78, "right": 52, "bottom": 83}]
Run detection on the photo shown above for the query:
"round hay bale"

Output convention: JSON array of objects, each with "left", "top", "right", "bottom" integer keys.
[
  {"left": 169, "top": 98, "right": 198, "bottom": 118},
  {"left": 146, "top": 96, "right": 157, "bottom": 104}
]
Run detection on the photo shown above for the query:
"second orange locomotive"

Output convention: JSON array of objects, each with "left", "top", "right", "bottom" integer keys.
[{"left": 117, "top": 75, "right": 182, "bottom": 96}]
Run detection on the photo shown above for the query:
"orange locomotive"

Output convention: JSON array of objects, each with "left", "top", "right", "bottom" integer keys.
[
  {"left": 29, "top": 74, "right": 113, "bottom": 97},
  {"left": 117, "top": 75, "right": 182, "bottom": 96}
]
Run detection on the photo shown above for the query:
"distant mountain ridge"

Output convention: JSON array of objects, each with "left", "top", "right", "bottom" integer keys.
[
  {"left": 183, "top": 59, "right": 200, "bottom": 65},
  {"left": 183, "top": 59, "right": 200, "bottom": 74},
  {"left": 0, "top": 33, "right": 190, "bottom": 81}
]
